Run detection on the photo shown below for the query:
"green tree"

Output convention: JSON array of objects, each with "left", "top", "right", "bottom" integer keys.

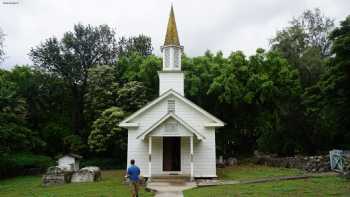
[
  {"left": 117, "top": 35, "right": 153, "bottom": 57},
  {"left": 116, "top": 53, "right": 161, "bottom": 97},
  {"left": 183, "top": 51, "right": 224, "bottom": 111},
  {"left": 304, "top": 15, "right": 350, "bottom": 150},
  {"left": 29, "top": 24, "right": 118, "bottom": 135},
  {"left": 88, "top": 107, "right": 126, "bottom": 154},
  {"left": 208, "top": 49, "right": 301, "bottom": 155},
  {"left": 5, "top": 66, "right": 73, "bottom": 156},
  {"left": 271, "top": 8, "right": 334, "bottom": 87},
  {"left": 84, "top": 64, "right": 119, "bottom": 127},
  {"left": 0, "top": 69, "right": 44, "bottom": 154},
  {"left": 116, "top": 81, "right": 149, "bottom": 113}
]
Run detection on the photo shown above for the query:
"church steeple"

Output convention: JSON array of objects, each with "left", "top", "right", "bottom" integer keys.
[
  {"left": 164, "top": 5, "right": 180, "bottom": 46},
  {"left": 159, "top": 5, "right": 185, "bottom": 96},
  {"left": 161, "top": 5, "right": 184, "bottom": 71}
]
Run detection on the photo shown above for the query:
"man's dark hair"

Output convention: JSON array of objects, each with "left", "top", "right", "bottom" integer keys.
[{"left": 130, "top": 159, "right": 135, "bottom": 165}]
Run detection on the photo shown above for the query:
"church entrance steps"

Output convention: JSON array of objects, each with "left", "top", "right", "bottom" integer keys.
[
  {"left": 150, "top": 175, "right": 191, "bottom": 183},
  {"left": 146, "top": 181, "right": 197, "bottom": 197}
]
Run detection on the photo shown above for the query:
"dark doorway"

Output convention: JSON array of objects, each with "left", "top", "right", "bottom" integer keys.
[{"left": 163, "top": 137, "right": 181, "bottom": 171}]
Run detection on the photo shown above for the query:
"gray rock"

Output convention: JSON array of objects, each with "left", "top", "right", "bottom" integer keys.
[
  {"left": 71, "top": 166, "right": 101, "bottom": 183},
  {"left": 226, "top": 157, "right": 238, "bottom": 166}
]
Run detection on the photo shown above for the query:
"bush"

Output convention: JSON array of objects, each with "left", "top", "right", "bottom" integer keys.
[
  {"left": 0, "top": 152, "right": 54, "bottom": 179},
  {"left": 80, "top": 158, "right": 124, "bottom": 170}
]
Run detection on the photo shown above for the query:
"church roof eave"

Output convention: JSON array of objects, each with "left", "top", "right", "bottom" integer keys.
[
  {"left": 119, "top": 89, "right": 225, "bottom": 128},
  {"left": 136, "top": 112, "right": 205, "bottom": 140}
]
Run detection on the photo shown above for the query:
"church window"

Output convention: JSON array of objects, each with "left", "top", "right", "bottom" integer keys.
[
  {"left": 174, "top": 49, "right": 179, "bottom": 67},
  {"left": 164, "top": 48, "right": 170, "bottom": 67}
]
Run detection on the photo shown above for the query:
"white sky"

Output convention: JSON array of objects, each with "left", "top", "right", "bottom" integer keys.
[{"left": 0, "top": 0, "right": 349, "bottom": 69}]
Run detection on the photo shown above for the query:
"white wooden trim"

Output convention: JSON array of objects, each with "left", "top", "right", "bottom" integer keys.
[
  {"left": 204, "top": 123, "right": 224, "bottom": 127},
  {"left": 136, "top": 112, "right": 205, "bottom": 140},
  {"left": 118, "top": 123, "right": 139, "bottom": 127},
  {"left": 119, "top": 89, "right": 225, "bottom": 127},
  {"left": 148, "top": 136, "right": 152, "bottom": 178},
  {"left": 190, "top": 136, "right": 194, "bottom": 180}
]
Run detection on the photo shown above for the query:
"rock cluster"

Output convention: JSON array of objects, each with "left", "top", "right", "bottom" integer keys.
[
  {"left": 216, "top": 156, "right": 238, "bottom": 168},
  {"left": 42, "top": 166, "right": 101, "bottom": 186},
  {"left": 302, "top": 156, "right": 330, "bottom": 172},
  {"left": 42, "top": 166, "right": 73, "bottom": 186},
  {"left": 344, "top": 152, "right": 350, "bottom": 172},
  {"left": 254, "top": 152, "right": 331, "bottom": 172},
  {"left": 71, "top": 166, "right": 101, "bottom": 183}
]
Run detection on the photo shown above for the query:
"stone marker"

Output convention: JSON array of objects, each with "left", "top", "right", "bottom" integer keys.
[
  {"left": 71, "top": 166, "right": 101, "bottom": 183},
  {"left": 42, "top": 166, "right": 73, "bottom": 186}
]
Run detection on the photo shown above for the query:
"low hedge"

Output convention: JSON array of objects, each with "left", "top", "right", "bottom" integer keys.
[
  {"left": 0, "top": 153, "right": 54, "bottom": 179},
  {"left": 80, "top": 157, "right": 125, "bottom": 170}
]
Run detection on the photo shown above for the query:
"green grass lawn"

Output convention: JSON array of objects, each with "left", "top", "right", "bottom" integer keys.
[
  {"left": 0, "top": 170, "right": 154, "bottom": 197},
  {"left": 217, "top": 164, "right": 303, "bottom": 180},
  {"left": 185, "top": 176, "right": 350, "bottom": 197},
  {"left": 185, "top": 165, "right": 350, "bottom": 197}
]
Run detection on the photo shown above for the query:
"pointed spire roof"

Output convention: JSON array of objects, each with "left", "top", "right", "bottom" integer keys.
[{"left": 164, "top": 5, "right": 180, "bottom": 46}]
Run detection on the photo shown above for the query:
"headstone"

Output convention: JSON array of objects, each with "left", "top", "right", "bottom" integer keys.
[
  {"left": 226, "top": 157, "right": 238, "bottom": 166},
  {"left": 42, "top": 166, "right": 73, "bottom": 186},
  {"left": 71, "top": 166, "right": 101, "bottom": 183}
]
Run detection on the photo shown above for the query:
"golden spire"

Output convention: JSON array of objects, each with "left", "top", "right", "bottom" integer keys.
[{"left": 164, "top": 5, "right": 180, "bottom": 46}]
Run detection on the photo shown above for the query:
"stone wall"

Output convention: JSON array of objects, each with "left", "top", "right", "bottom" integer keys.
[{"left": 253, "top": 152, "right": 331, "bottom": 172}]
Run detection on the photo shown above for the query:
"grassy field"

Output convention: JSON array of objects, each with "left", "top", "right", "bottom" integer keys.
[
  {"left": 1, "top": 165, "right": 349, "bottom": 197},
  {"left": 185, "top": 165, "right": 350, "bottom": 197},
  {"left": 184, "top": 176, "right": 350, "bottom": 197},
  {"left": 217, "top": 164, "right": 303, "bottom": 180},
  {"left": 0, "top": 170, "right": 154, "bottom": 197}
]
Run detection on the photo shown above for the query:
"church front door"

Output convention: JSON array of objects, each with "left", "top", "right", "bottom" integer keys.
[{"left": 163, "top": 137, "right": 181, "bottom": 171}]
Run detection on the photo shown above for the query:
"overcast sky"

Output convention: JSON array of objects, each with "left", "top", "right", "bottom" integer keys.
[{"left": 0, "top": 0, "right": 349, "bottom": 69}]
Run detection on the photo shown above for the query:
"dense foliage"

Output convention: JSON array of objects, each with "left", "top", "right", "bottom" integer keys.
[{"left": 0, "top": 10, "right": 349, "bottom": 176}]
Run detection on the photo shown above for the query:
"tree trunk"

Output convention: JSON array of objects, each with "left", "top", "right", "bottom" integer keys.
[{"left": 71, "top": 85, "right": 85, "bottom": 136}]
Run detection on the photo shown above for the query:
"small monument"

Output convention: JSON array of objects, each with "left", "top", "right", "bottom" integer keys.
[{"left": 57, "top": 153, "right": 82, "bottom": 172}]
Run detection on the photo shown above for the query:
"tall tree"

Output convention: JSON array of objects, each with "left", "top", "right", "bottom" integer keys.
[
  {"left": 117, "top": 35, "right": 153, "bottom": 57},
  {"left": 304, "top": 15, "right": 350, "bottom": 150},
  {"left": 0, "top": 69, "right": 44, "bottom": 154},
  {"left": 84, "top": 64, "right": 119, "bottom": 127},
  {"left": 271, "top": 8, "right": 334, "bottom": 87},
  {"left": 208, "top": 49, "right": 301, "bottom": 155},
  {"left": 88, "top": 107, "right": 126, "bottom": 155},
  {"left": 116, "top": 81, "right": 149, "bottom": 113},
  {"left": 29, "top": 24, "right": 118, "bottom": 135}
]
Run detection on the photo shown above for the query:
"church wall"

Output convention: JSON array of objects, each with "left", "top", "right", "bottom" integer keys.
[
  {"left": 158, "top": 72, "right": 184, "bottom": 95},
  {"left": 127, "top": 94, "right": 217, "bottom": 177},
  {"left": 126, "top": 128, "right": 149, "bottom": 177}
]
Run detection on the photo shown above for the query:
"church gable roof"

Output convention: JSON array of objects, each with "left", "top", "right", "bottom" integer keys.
[
  {"left": 119, "top": 89, "right": 225, "bottom": 127},
  {"left": 136, "top": 112, "right": 205, "bottom": 140}
]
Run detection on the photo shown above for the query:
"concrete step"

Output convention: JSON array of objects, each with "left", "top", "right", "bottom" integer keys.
[{"left": 151, "top": 175, "right": 191, "bottom": 183}]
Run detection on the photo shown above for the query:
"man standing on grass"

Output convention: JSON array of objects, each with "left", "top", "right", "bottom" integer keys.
[{"left": 127, "top": 159, "right": 140, "bottom": 197}]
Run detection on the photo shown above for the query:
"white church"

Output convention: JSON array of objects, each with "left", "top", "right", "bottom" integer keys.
[{"left": 119, "top": 6, "right": 224, "bottom": 180}]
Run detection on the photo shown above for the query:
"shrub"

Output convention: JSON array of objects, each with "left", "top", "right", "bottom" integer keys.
[
  {"left": 80, "top": 158, "right": 124, "bottom": 170},
  {"left": 0, "top": 152, "right": 54, "bottom": 179}
]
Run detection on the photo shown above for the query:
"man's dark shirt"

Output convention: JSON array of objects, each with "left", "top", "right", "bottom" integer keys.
[{"left": 127, "top": 165, "right": 140, "bottom": 182}]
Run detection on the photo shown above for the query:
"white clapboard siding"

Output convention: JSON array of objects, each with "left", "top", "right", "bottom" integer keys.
[
  {"left": 194, "top": 128, "right": 217, "bottom": 177},
  {"left": 158, "top": 72, "right": 184, "bottom": 96},
  {"left": 127, "top": 128, "right": 149, "bottom": 177},
  {"left": 181, "top": 137, "right": 191, "bottom": 175}
]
